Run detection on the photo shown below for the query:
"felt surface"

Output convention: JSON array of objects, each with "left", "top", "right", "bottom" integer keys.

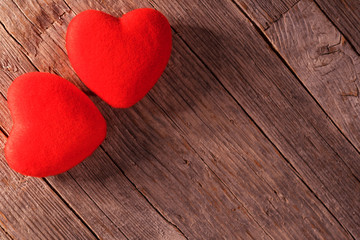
[
  {"left": 5, "top": 72, "right": 107, "bottom": 177},
  {"left": 66, "top": 8, "right": 172, "bottom": 108}
]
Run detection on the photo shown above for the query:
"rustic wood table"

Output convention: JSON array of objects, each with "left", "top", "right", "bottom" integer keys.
[{"left": 0, "top": 0, "right": 359, "bottom": 239}]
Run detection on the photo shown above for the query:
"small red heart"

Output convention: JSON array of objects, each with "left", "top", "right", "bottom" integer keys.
[
  {"left": 5, "top": 72, "right": 107, "bottom": 177},
  {"left": 66, "top": 9, "right": 172, "bottom": 108}
]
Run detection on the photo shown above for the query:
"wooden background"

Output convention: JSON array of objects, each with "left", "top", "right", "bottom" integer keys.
[{"left": 0, "top": 0, "right": 359, "bottom": 239}]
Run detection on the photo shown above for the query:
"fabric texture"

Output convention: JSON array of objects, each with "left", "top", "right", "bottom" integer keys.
[
  {"left": 66, "top": 8, "right": 172, "bottom": 108},
  {"left": 5, "top": 72, "right": 107, "bottom": 177}
]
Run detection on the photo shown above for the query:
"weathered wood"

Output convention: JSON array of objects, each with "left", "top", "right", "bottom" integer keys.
[
  {"left": 2, "top": 1, "right": 272, "bottom": 239},
  {"left": 2, "top": 0, "right": 356, "bottom": 239},
  {"left": 148, "top": 0, "right": 360, "bottom": 238},
  {"left": 265, "top": 0, "right": 360, "bottom": 157},
  {"left": 314, "top": 0, "right": 360, "bottom": 55},
  {"left": 0, "top": 0, "right": 359, "bottom": 239},
  {"left": 0, "top": 132, "right": 96, "bottom": 239},
  {"left": 0, "top": 226, "right": 12, "bottom": 240},
  {"left": 236, "top": 0, "right": 360, "bottom": 57},
  {"left": 235, "top": 0, "right": 360, "bottom": 154},
  {"left": 99, "top": 36, "right": 352, "bottom": 239},
  {"left": 235, "top": 0, "right": 299, "bottom": 29},
  {"left": 232, "top": 0, "right": 360, "bottom": 236}
]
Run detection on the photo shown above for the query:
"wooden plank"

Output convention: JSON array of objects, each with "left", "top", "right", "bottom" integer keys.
[
  {"left": 265, "top": 0, "right": 360, "bottom": 157},
  {"left": 235, "top": 0, "right": 299, "bottom": 29},
  {"left": 0, "top": 133, "right": 96, "bottom": 239},
  {"left": 0, "top": 96, "right": 11, "bottom": 135},
  {"left": 146, "top": 0, "right": 360, "bottom": 238},
  {"left": 314, "top": 0, "right": 360, "bottom": 55}
]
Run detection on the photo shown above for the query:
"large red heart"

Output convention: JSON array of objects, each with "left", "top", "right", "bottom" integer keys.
[
  {"left": 66, "top": 8, "right": 172, "bottom": 108},
  {"left": 5, "top": 72, "right": 107, "bottom": 177}
]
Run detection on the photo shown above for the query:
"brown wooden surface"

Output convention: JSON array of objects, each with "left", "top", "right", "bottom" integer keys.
[
  {"left": 0, "top": 0, "right": 359, "bottom": 239},
  {"left": 314, "top": 0, "right": 360, "bottom": 55},
  {"left": 265, "top": 0, "right": 360, "bottom": 157}
]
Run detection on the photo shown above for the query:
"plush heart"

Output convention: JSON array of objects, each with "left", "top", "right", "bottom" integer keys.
[
  {"left": 66, "top": 8, "right": 172, "bottom": 108},
  {"left": 5, "top": 72, "right": 107, "bottom": 177}
]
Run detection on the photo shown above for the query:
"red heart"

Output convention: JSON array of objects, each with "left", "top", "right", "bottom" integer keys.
[
  {"left": 5, "top": 72, "right": 107, "bottom": 177},
  {"left": 66, "top": 9, "right": 172, "bottom": 108}
]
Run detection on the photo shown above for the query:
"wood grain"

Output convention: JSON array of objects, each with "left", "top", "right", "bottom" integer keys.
[
  {"left": 314, "top": 0, "right": 360, "bottom": 55},
  {"left": 235, "top": 0, "right": 299, "bottom": 29},
  {"left": 235, "top": 0, "right": 360, "bottom": 154},
  {"left": 236, "top": 0, "right": 360, "bottom": 57},
  {"left": 0, "top": 131, "right": 96, "bottom": 239},
  {"left": 265, "top": 0, "right": 360, "bottom": 158},
  {"left": 149, "top": 0, "right": 360, "bottom": 238},
  {"left": 100, "top": 35, "right": 352, "bottom": 239},
  {"left": 8, "top": 0, "right": 354, "bottom": 238},
  {"left": 0, "top": 225, "right": 12, "bottom": 240},
  {"left": 0, "top": 0, "right": 359, "bottom": 239}
]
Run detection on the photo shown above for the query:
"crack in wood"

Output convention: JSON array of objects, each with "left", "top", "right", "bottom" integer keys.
[
  {"left": 0, "top": 214, "right": 14, "bottom": 240},
  {"left": 341, "top": 85, "right": 359, "bottom": 97},
  {"left": 0, "top": 126, "right": 8, "bottom": 138},
  {"left": 312, "top": 0, "right": 360, "bottom": 56}
]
